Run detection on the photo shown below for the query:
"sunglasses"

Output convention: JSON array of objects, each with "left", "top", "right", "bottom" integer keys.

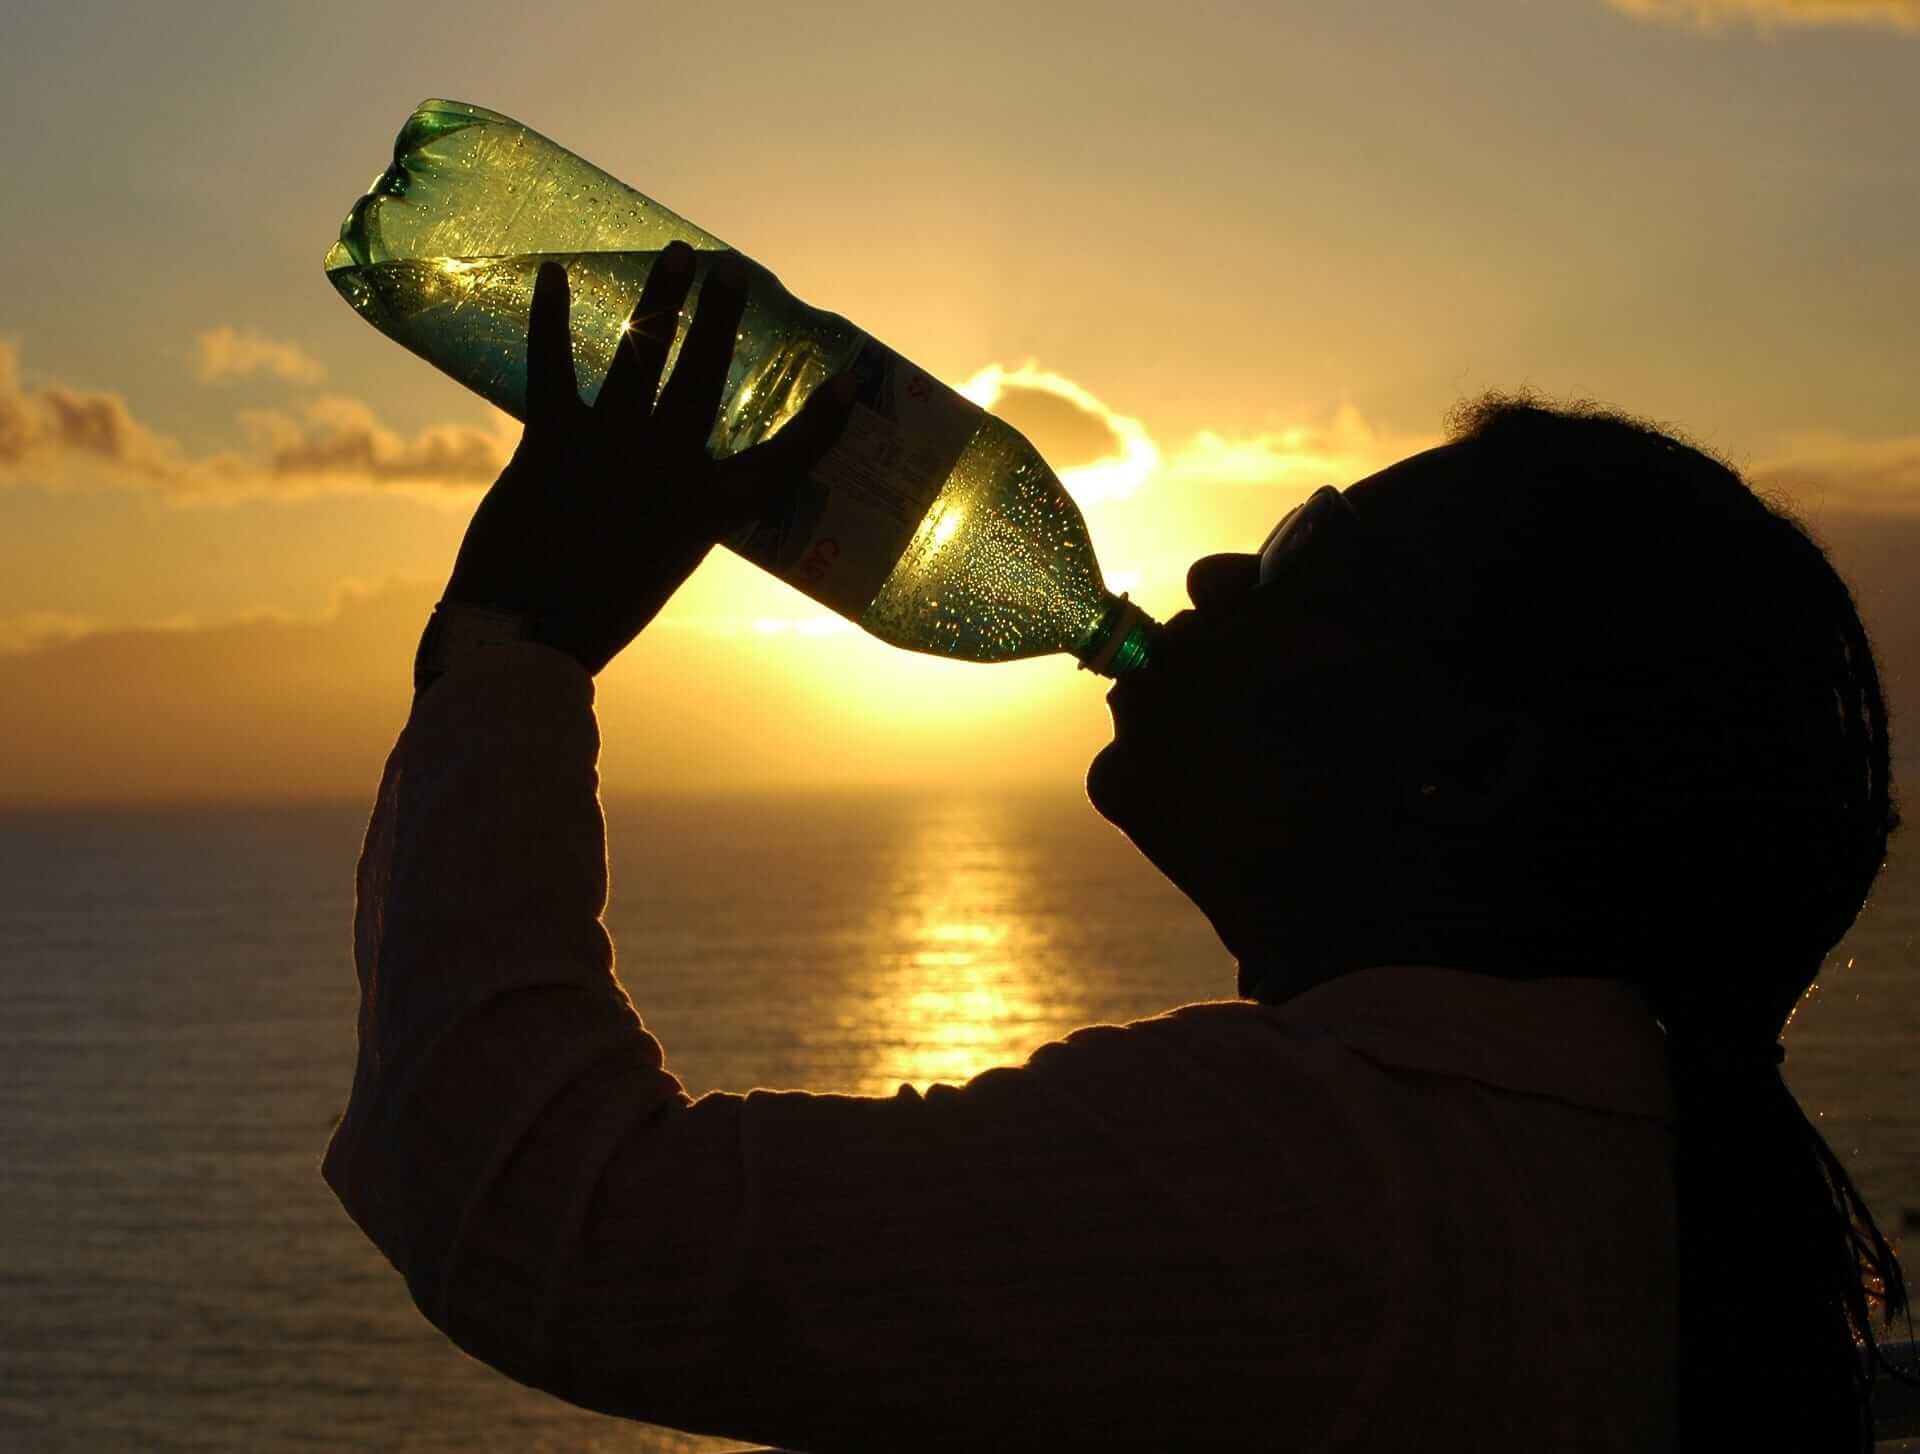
[
  {"left": 1257, "top": 485, "right": 1369, "bottom": 590},
  {"left": 1254, "top": 484, "right": 1466, "bottom": 662}
]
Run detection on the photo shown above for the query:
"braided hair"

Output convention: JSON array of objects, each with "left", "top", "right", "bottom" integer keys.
[{"left": 1439, "top": 393, "right": 1910, "bottom": 1450}]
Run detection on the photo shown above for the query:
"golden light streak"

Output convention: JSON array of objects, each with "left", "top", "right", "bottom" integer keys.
[
  {"left": 824, "top": 801, "right": 1059, "bottom": 1094},
  {"left": 929, "top": 507, "right": 962, "bottom": 551}
]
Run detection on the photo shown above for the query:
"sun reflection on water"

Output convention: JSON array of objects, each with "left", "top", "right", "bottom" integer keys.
[
  {"left": 604, "top": 790, "right": 1237, "bottom": 1099},
  {"left": 822, "top": 799, "right": 1070, "bottom": 1096}
]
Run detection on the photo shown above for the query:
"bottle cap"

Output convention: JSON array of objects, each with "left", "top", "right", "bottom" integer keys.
[{"left": 1079, "top": 595, "right": 1154, "bottom": 677}]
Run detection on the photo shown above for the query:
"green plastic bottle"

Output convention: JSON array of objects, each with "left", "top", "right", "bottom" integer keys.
[{"left": 325, "top": 100, "right": 1155, "bottom": 676}]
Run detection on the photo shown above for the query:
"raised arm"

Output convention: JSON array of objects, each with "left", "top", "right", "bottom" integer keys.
[
  {"left": 324, "top": 638, "right": 1375, "bottom": 1452},
  {"left": 324, "top": 253, "right": 1421, "bottom": 1452}
]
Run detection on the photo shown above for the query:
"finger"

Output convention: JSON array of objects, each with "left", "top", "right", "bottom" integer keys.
[
  {"left": 526, "top": 261, "right": 580, "bottom": 420},
  {"left": 652, "top": 251, "right": 751, "bottom": 461},
  {"left": 596, "top": 240, "right": 696, "bottom": 434},
  {"left": 700, "top": 372, "right": 857, "bottom": 538}
]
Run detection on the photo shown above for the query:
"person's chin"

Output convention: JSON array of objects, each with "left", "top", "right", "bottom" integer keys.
[
  {"left": 1085, "top": 737, "right": 1132, "bottom": 825},
  {"left": 1086, "top": 735, "right": 1178, "bottom": 838}
]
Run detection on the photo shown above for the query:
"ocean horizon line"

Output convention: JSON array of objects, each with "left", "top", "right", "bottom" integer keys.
[{"left": 0, "top": 781, "right": 1107, "bottom": 815}]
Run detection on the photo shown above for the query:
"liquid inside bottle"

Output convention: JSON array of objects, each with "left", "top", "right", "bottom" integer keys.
[{"left": 325, "top": 100, "right": 1154, "bottom": 674}]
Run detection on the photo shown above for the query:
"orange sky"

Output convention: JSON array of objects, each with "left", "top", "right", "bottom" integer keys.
[{"left": 2, "top": 0, "right": 1918, "bottom": 802}]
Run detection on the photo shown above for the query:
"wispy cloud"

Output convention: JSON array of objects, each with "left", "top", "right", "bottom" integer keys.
[
  {"left": 1751, "top": 433, "right": 1920, "bottom": 515},
  {"left": 1608, "top": 0, "right": 1920, "bottom": 32},
  {"left": 0, "top": 340, "right": 510, "bottom": 504},
  {"left": 196, "top": 326, "right": 327, "bottom": 384},
  {"left": 1163, "top": 405, "right": 1436, "bottom": 492}
]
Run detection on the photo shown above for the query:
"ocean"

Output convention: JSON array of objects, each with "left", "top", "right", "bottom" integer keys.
[{"left": 1, "top": 792, "right": 1915, "bottom": 1452}]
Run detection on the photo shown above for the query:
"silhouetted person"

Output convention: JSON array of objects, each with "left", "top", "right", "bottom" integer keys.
[{"left": 325, "top": 246, "right": 1911, "bottom": 1451}]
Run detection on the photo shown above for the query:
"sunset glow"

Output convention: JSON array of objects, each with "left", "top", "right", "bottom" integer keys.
[{"left": 1, "top": 0, "right": 1916, "bottom": 802}]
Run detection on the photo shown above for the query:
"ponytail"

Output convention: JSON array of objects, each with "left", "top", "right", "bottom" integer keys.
[
  {"left": 1665, "top": 1037, "right": 1909, "bottom": 1450},
  {"left": 1441, "top": 393, "right": 1917, "bottom": 1450}
]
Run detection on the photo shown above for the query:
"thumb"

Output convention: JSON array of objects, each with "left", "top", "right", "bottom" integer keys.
[{"left": 704, "top": 372, "right": 858, "bottom": 536}]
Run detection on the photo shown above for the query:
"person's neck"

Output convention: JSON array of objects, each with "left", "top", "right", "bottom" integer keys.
[{"left": 1224, "top": 897, "right": 1598, "bottom": 1004}]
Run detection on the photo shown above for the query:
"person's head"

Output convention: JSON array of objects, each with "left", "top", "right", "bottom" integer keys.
[
  {"left": 1090, "top": 392, "right": 1911, "bottom": 1448},
  {"left": 1090, "top": 394, "right": 1894, "bottom": 1021},
  {"left": 1090, "top": 436, "right": 1563, "bottom": 996}
]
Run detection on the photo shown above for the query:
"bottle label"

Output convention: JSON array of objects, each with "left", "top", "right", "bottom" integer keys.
[{"left": 730, "top": 341, "right": 982, "bottom": 619}]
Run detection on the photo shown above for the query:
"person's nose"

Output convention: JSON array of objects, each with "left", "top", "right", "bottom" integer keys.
[{"left": 1186, "top": 552, "right": 1260, "bottom": 614}]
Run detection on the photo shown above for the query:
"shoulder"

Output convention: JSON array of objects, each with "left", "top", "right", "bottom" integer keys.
[{"left": 983, "top": 965, "right": 1671, "bottom": 1132}]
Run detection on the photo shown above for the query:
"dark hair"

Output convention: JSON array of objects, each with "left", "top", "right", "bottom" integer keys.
[{"left": 1437, "top": 393, "right": 1912, "bottom": 1450}]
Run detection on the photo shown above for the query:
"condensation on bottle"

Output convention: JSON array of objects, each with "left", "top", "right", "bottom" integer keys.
[{"left": 325, "top": 100, "right": 1155, "bottom": 676}]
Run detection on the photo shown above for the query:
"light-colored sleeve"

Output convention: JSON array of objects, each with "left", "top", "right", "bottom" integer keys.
[
  {"left": 321, "top": 646, "right": 1403, "bottom": 1453},
  {"left": 322, "top": 643, "right": 689, "bottom": 1323}
]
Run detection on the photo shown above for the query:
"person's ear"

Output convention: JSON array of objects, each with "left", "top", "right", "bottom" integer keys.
[{"left": 1408, "top": 707, "right": 1543, "bottom": 828}]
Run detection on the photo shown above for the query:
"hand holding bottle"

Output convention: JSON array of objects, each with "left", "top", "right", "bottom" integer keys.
[
  {"left": 439, "top": 242, "right": 855, "bottom": 674},
  {"left": 336, "top": 101, "right": 1154, "bottom": 675}
]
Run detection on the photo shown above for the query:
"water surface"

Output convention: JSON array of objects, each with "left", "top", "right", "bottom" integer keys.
[{"left": 0, "top": 794, "right": 1912, "bottom": 1450}]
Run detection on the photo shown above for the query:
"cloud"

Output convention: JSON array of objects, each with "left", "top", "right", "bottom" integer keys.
[
  {"left": 196, "top": 327, "right": 327, "bottom": 384},
  {"left": 1163, "top": 404, "right": 1436, "bottom": 492},
  {"left": 10, "top": 404, "right": 1920, "bottom": 802},
  {"left": 1608, "top": 0, "right": 1920, "bottom": 31},
  {"left": 0, "top": 342, "right": 183, "bottom": 482},
  {"left": 233, "top": 396, "right": 509, "bottom": 492},
  {"left": 1, "top": 331, "right": 1399, "bottom": 520},
  {"left": 959, "top": 363, "right": 1159, "bottom": 505},
  {"left": 986, "top": 384, "right": 1125, "bottom": 469},
  {"left": 0, "top": 340, "right": 510, "bottom": 504},
  {"left": 1750, "top": 434, "right": 1920, "bottom": 516}
]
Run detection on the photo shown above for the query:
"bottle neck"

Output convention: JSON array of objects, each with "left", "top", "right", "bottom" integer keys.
[{"left": 1076, "top": 594, "right": 1158, "bottom": 678}]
